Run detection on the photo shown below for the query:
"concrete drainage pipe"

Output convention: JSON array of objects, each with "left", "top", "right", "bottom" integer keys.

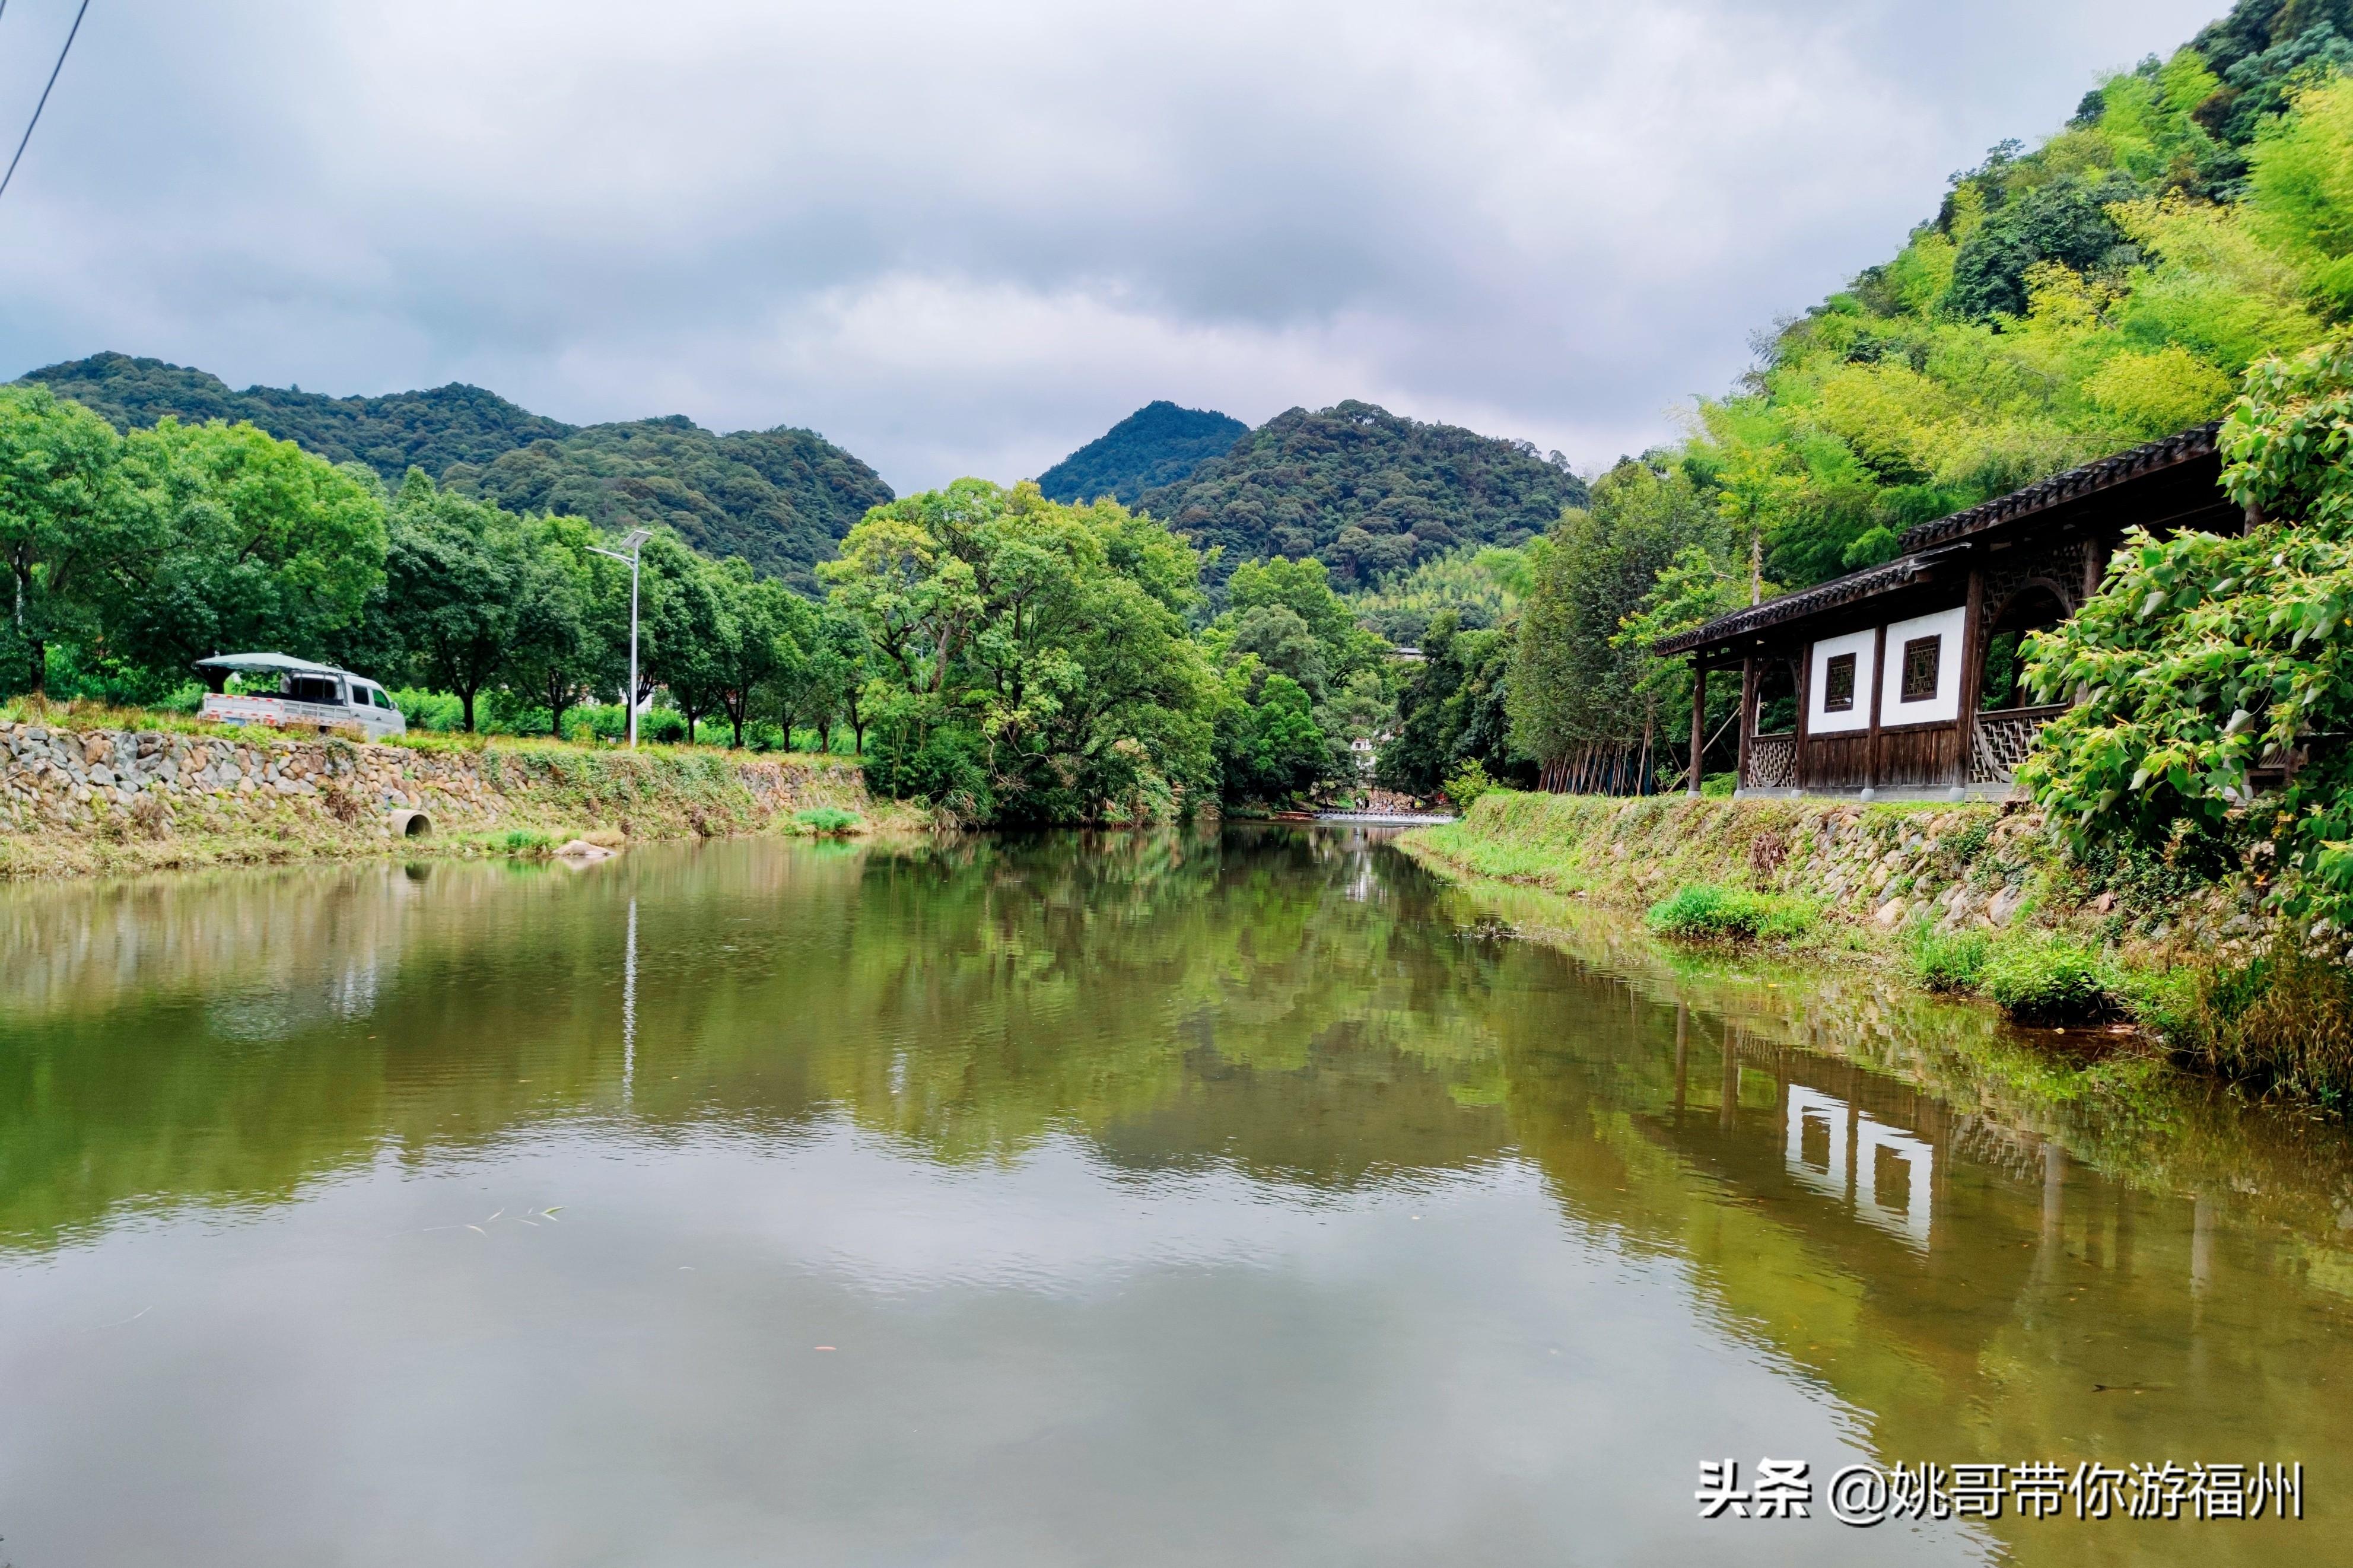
[{"left": 388, "top": 809, "right": 433, "bottom": 838}]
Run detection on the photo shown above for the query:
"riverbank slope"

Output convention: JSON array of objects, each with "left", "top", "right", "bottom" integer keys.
[
  {"left": 1403, "top": 790, "right": 2256, "bottom": 958},
  {"left": 0, "top": 719, "right": 880, "bottom": 879},
  {"left": 1403, "top": 790, "right": 2353, "bottom": 1115}
]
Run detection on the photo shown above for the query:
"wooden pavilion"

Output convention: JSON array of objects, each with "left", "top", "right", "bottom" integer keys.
[{"left": 1656, "top": 423, "right": 2245, "bottom": 799}]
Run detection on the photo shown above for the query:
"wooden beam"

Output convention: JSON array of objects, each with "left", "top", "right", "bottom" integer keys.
[
  {"left": 1954, "top": 564, "right": 1985, "bottom": 791},
  {"left": 1793, "top": 643, "right": 1813, "bottom": 794},
  {"left": 1689, "top": 659, "right": 1707, "bottom": 797},
  {"left": 1865, "top": 622, "right": 1888, "bottom": 792},
  {"left": 1736, "top": 656, "right": 1757, "bottom": 793}
]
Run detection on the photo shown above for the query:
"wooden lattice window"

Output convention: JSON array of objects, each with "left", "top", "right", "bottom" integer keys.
[
  {"left": 1900, "top": 635, "right": 1940, "bottom": 703},
  {"left": 1823, "top": 651, "right": 1856, "bottom": 713}
]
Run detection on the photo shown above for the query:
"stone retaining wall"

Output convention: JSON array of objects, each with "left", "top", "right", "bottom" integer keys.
[{"left": 0, "top": 720, "right": 872, "bottom": 874}]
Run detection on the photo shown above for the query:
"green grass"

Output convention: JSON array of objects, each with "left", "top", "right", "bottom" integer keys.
[
  {"left": 1645, "top": 883, "right": 1815, "bottom": 943},
  {"left": 2160, "top": 940, "right": 2353, "bottom": 1115},
  {"left": 1906, "top": 925, "right": 1992, "bottom": 993},
  {"left": 1982, "top": 937, "right": 2121, "bottom": 1026},
  {"left": 793, "top": 806, "right": 861, "bottom": 836}
]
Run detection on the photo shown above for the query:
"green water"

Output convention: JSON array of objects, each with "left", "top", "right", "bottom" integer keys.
[{"left": 1, "top": 828, "right": 2348, "bottom": 1566}]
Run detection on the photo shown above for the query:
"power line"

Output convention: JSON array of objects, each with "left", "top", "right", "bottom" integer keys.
[{"left": 0, "top": 0, "right": 91, "bottom": 205}]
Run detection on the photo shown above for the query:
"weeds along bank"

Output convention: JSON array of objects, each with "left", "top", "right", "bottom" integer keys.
[
  {"left": 0, "top": 720, "right": 879, "bottom": 878},
  {"left": 1408, "top": 790, "right": 2257, "bottom": 949},
  {"left": 1407, "top": 791, "right": 2353, "bottom": 1115}
]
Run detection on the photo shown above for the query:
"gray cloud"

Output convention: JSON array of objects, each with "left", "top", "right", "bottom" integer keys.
[{"left": 0, "top": 0, "right": 2223, "bottom": 490}]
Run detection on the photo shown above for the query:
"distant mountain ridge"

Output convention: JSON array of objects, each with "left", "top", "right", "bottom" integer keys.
[
  {"left": 19, "top": 352, "right": 893, "bottom": 594},
  {"left": 1138, "top": 400, "right": 1586, "bottom": 588},
  {"left": 1036, "top": 400, "right": 1247, "bottom": 504},
  {"left": 27, "top": 352, "right": 574, "bottom": 477}
]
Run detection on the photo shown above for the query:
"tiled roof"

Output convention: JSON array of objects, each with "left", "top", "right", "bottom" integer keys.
[
  {"left": 1657, "top": 422, "right": 2224, "bottom": 657},
  {"left": 1896, "top": 421, "right": 2221, "bottom": 551},
  {"left": 1652, "top": 556, "right": 1937, "bottom": 656}
]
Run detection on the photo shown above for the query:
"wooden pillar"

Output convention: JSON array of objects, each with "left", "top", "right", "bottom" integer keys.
[
  {"left": 1792, "top": 646, "right": 1813, "bottom": 795},
  {"left": 1953, "top": 563, "right": 1985, "bottom": 791},
  {"left": 1735, "top": 656, "right": 1757, "bottom": 794},
  {"left": 1689, "top": 658, "right": 1706, "bottom": 797},
  {"left": 1865, "top": 624, "right": 1888, "bottom": 791}
]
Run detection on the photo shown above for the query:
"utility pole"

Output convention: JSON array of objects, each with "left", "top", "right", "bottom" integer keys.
[
  {"left": 590, "top": 529, "right": 653, "bottom": 748},
  {"left": 1751, "top": 531, "right": 1763, "bottom": 606}
]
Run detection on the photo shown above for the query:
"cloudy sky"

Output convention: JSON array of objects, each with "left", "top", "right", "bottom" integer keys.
[{"left": 0, "top": 0, "right": 2221, "bottom": 492}]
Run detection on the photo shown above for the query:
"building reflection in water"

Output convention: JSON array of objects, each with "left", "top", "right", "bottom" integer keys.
[{"left": 1782, "top": 1084, "right": 1934, "bottom": 1250}]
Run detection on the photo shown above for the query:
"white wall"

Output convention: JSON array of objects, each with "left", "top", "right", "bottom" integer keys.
[
  {"left": 1878, "top": 606, "right": 1966, "bottom": 726},
  {"left": 1807, "top": 629, "right": 1875, "bottom": 735},
  {"left": 1804, "top": 607, "right": 1968, "bottom": 734}
]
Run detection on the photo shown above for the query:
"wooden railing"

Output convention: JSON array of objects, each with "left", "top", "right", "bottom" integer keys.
[
  {"left": 1745, "top": 733, "right": 1796, "bottom": 790},
  {"left": 1970, "top": 704, "right": 2068, "bottom": 784}
]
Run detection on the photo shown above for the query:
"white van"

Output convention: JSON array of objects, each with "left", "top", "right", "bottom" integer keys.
[{"left": 195, "top": 653, "right": 408, "bottom": 740}]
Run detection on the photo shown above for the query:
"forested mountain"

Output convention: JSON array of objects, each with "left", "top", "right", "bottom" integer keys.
[
  {"left": 440, "top": 420, "right": 892, "bottom": 594},
  {"left": 1137, "top": 400, "right": 1586, "bottom": 589},
  {"left": 1693, "top": 0, "right": 2353, "bottom": 588},
  {"left": 15, "top": 352, "right": 893, "bottom": 593},
  {"left": 26, "top": 353, "right": 571, "bottom": 477},
  {"left": 1036, "top": 400, "right": 1246, "bottom": 504}
]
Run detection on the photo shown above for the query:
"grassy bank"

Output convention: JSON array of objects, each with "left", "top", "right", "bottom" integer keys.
[
  {"left": 0, "top": 714, "right": 903, "bottom": 880},
  {"left": 1404, "top": 790, "right": 2353, "bottom": 1115}
]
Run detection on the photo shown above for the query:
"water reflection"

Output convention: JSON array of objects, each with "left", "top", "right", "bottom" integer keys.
[
  {"left": 0, "top": 828, "right": 2346, "bottom": 1566},
  {"left": 1783, "top": 1085, "right": 1934, "bottom": 1249}
]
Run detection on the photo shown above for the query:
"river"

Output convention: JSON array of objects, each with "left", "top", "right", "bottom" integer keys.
[{"left": 1, "top": 827, "right": 2346, "bottom": 1566}]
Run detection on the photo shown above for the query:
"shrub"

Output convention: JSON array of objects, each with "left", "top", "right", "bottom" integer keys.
[
  {"left": 746, "top": 720, "right": 788, "bottom": 753},
  {"left": 1982, "top": 938, "right": 2119, "bottom": 1025},
  {"left": 496, "top": 828, "right": 555, "bottom": 856},
  {"left": 1906, "top": 925, "right": 1991, "bottom": 993},
  {"left": 1701, "top": 771, "right": 1736, "bottom": 798},
  {"left": 793, "top": 806, "right": 860, "bottom": 836},
  {"left": 1942, "top": 816, "right": 1993, "bottom": 867},
  {"left": 390, "top": 688, "right": 466, "bottom": 733},
  {"left": 1442, "top": 759, "right": 1494, "bottom": 811},
  {"left": 866, "top": 724, "right": 992, "bottom": 820},
  {"left": 638, "top": 710, "right": 688, "bottom": 745},
  {"left": 567, "top": 704, "right": 631, "bottom": 744},
  {"left": 1646, "top": 883, "right": 1815, "bottom": 943},
  {"left": 2170, "top": 940, "right": 2353, "bottom": 1115}
]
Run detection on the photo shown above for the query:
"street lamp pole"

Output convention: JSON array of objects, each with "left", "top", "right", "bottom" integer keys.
[{"left": 590, "top": 528, "right": 653, "bottom": 749}]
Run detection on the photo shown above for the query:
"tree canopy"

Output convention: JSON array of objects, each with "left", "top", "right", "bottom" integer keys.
[
  {"left": 1687, "top": 2, "right": 2353, "bottom": 591},
  {"left": 822, "top": 481, "right": 1218, "bottom": 823},
  {"left": 17, "top": 355, "right": 893, "bottom": 596}
]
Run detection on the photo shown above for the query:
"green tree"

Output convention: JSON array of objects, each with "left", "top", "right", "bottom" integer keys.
[
  {"left": 823, "top": 481, "right": 1214, "bottom": 823},
  {"left": 102, "top": 418, "right": 387, "bottom": 695},
  {"left": 710, "top": 559, "right": 814, "bottom": 748},
  {"left": 2020, "top": 338, "right": 2353, "bottom": 922},
  {"left": 0, "top": 384, "right": 135, "bottom": 695},
  {"left": 1214, "top": 664, "right": 1327, "bottom": 804},
  {"left": 1378, "top": 612, "right": 1522, "bottom": 796},
  {"left": 641, "top": 534, "right": 734, "bottom": 744},
  {"left": 1613, "top": 543, "right": 1761, "bottom": 786},
  {"left": 380, "top": 472, "right": 525, "bottom": 732},
  {"left": 498, "top": 514, "right": 615, "bottom": 737},
  {"left": 812, "top": 608, "right": 875, "bottom": 752},
  {"left": 1508, "top": 460, "right": 1728, "bottom": 788}
]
